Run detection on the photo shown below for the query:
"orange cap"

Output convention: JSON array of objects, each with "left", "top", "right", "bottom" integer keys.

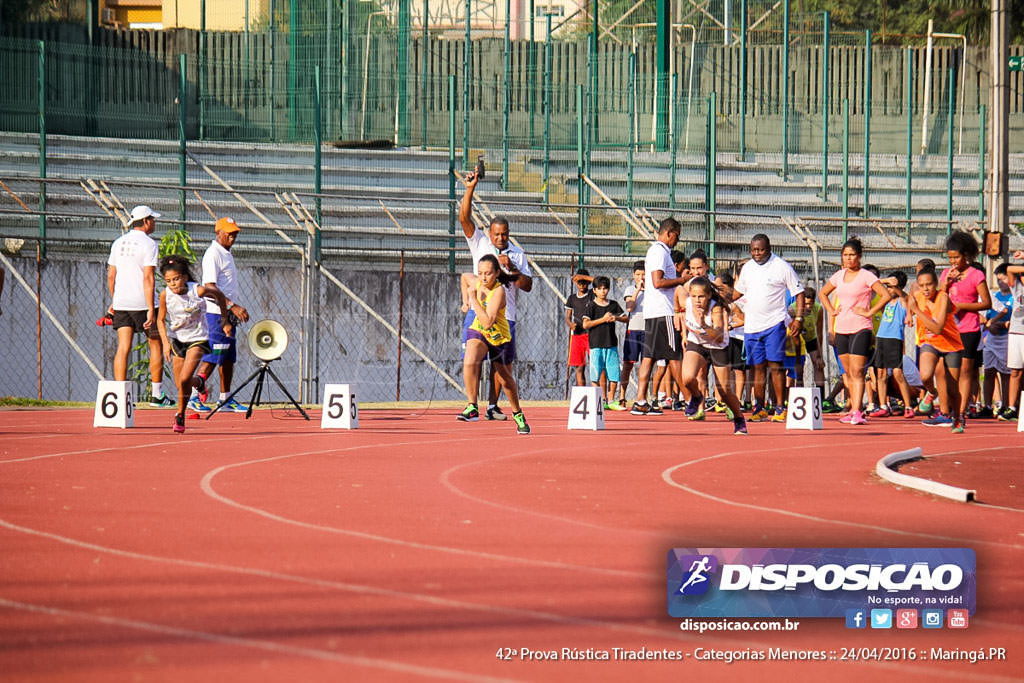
[{"left": 215, "top": 216, "right": 240, "bottom": 233}]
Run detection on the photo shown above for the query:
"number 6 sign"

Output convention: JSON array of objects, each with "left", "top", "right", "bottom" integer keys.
[
  {"left": 321, "top": 384, "right": 358, "bottom": 429},
  {"left": 785, "top": 387, "right": 823, "bottom": 430},
  {"left": 93, "top": 381, "right": 134, "bottom": 428}
]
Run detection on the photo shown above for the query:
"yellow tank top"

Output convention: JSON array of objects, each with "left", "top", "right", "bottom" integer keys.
[{"left": 469, "top": 282, "right": 511, "bottom": 346}]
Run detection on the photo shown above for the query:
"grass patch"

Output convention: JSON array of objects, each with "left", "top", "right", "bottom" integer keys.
[{"left": 0, "top": 396, "right": 91, "bottom": 408}]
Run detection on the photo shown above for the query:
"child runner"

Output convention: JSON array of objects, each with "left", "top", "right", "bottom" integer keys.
[
  {"left": 156, "top": 255, "right": 230, "bottom": 434},
  {"left": 871, "top": 271, "right": 916, "bottom": 418},
  {"left": 679, "top": 277, "right": 747, "bottom": 434},
  {"left": 617, "top": 260, "right": 646, "bottom": 407},
  {"left": 715, "top": 271, "right": 747, "bottom": 413},
  {"left": 817, "top": 238, "right": 890, "bottom": 425},
  {"left": 565, "top": 269, "right": 594, "bottom": 387},
  {"left": 459, "top": 254, "right": 531, "bottom": 434},
  {"left": 582, "top": 276, "right": 628, "bottom": 410},
  {"left": 980, "top": 263, "right": 1013, "bottom": 418},
  {"left": 792, "top": 286, "right": 825, "bottom": 400},
  {"left": 999, "top": 250, "right": 1024, "bottom": 422},
  {"left": 907, "top": 266, "right": 965, "bottom": 432},
  {"left": 940, "top": 231, "right": 991, "bottom": 420}
]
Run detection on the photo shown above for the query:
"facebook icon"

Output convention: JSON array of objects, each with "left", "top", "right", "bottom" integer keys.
[{"left": 845, "top": 609, "right": 867, "bottom": 629}]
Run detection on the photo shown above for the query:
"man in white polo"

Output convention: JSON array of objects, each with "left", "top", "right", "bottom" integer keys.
[
  {"left": 630, "top": 217, "right": 691, "bottom": 416},
  {"left": 189, "top": 216, "right": 251, "bottom": 412},
  {"left": 107, "top": 205, "right": 169, "bottom": 406},
  {"left": 733, "top": 233, "right": 805, "bottom": 422}
]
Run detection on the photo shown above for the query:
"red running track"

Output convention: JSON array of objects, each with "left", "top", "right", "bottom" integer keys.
[{"left": 0, "top": 406, "right": 1021, "bottom": 682}]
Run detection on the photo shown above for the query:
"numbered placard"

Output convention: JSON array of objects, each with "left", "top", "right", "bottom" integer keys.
[
  {"left": 93, "top": 381, "right": 134, "bottom": 429},
  {"left": 321, "top": 384, "right": 359, "bottom": 429},
  {"left": 567, "top": 386, "right": 605, "bottom": 430},
  {"left": 785, "top": 387, "right": 823, "bottom": 430}
]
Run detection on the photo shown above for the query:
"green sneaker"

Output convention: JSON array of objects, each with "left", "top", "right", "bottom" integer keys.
[
  {"left": 512, "top": 411, "right": 531, "bottom": 435},
  {"left": 687, "top": 406, "right": 705, "bottom": 421},
  {"left": 457, "top": 404, "right": 479, "bottom": 422}
]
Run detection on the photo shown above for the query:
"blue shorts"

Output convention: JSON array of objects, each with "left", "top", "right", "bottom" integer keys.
[
  {"left": 783, "top": 354, "right": 805, "bottom": 380},
  {"left": 588, "top": 346, "right": 621, "bottom": 383},
  {"left": 832, "top": 346, "right": 846, "bottom": 375},
  {"left": 201, "top": 312, "right": 236, "bottom": 365},
  {"left": 462, "top": 310, "right": 516, "bottom": 363},
  {"left": 744, "top": 321, "right": 788, "bottom": 366},
  {"left": 622, "top": 330, "right": 644, "bottom": 362}
]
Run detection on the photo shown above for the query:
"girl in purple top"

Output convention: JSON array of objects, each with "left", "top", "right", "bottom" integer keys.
[
  {"left": 818, "top": 238, "right": 890, "bottom": 425},
  {"left": 940, "top": 231, "right": 991, "bottom": 421}
]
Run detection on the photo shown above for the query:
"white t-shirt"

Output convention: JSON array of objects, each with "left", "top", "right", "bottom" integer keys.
[
  {"left": 165, "top": 282, "right": 209, "bottom": 343},
  {"left": 624, "top": 284, "right": 645, "bottom": 332},
  {"left": 466, "top": 228, "right": 532, "bottom": 323},
  {"left": 643, "top": 241, "right": 675, "bottom": 319},
  {"left": 108, "top": 229, "right": 158, "bottom": 311},
  {"left": 202, "top": 240, "right": 240, "bottom": 315},
  {"left": 734, "top": 253, "right": 803, "bottom": 334},
  {"left": 686, "top": 301, "right": 729, "bottom": 349}
]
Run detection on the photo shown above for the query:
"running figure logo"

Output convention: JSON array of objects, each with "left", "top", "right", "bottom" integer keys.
[{"left": 677, "top": 554, "right": 718, "bottom": 596}]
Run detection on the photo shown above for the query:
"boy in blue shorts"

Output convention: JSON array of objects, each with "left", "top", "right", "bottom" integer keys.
[
  {"left": 582, "top": 276, "right": 628, "bottom": 410},
  {"left": 871, "top": 271, "right": 915, "bottom": 418}
]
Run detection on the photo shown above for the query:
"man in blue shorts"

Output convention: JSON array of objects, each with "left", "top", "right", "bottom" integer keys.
[{"left": 732, "top": 234, "right": 805, "bottom": 422}]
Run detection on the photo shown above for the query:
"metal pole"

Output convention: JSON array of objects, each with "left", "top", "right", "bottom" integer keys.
[
  {"left": 463, "top": 0, "right": 471, "bottom": 170},
  {"left": 655, "top": 0, "right": 670, "bottom": 150},
  {"left": 670, "top": 75, "right": 678, "bottom": 210},
  {"left": 627, "top": 50, "right": 635, "bottom": 215},
  {"left": 448, "top": 75, "right": 457, "bottom": 273},
  {"left": 244, "top": 0, "right": 250, "bottom": 131},
  {"left": 38, "top": 41, "right": 46, "bottom": 259},
  {"left": 502, "top": 0, "right": 511, "bottom": 190},
  {"left": 543, "top": 13, "right": 552, "bottom": 204},
  {"left": 397, "top": 0, "right": 410, "bottom": 145},
  {"left": 421, "top": 0, "right": 428, "bottom": 149},
  {"left": 863, "top": 29, "right": 872, "bottom": 219},
  {"left": 315, "top": 65, "right": 323, "bottom": 247},
  {"left": 269, "top": 0, "right": 276, "bottom": 139},
  {"left": 821, "top": 11, "right": 830, "bottom": 200},
  {"left": 200, "top": 0, "right": 206, "bottom": 140},
  {"left": 528, "top": 0, "right": 536, "bottom": 146},
  {"left": 782, "top": 0, "right": 790, "bottom": 179},
  {"left": 288, "top": 0, "right": 297, "bottom": 141},
  {"left": 946, "top": 66, "right": 954, "bottom": 231},
  {"left": 921, "top": 19, "right": 934, "bottom": 154},
  {"left": 179, "top": 54, "right": 187, "bottom": 228},
  {"left": 397, "top": 250, "right": 405, "bottom": 401},
  {"left": 842, "top": 97, "right": 849, "bottom": 242},
  {"left": 988, "top": 0, "right": 1009, "bottom": 245},
  {"left": 589, "top": 16, "right": 598, "bottom": 150},
  {"left": 740, "top": 0, "right": 747, "bottom": 157},
  {"left": 978, "top": 103, "right": 986, "bottom": 224},
  {"left": 576, "top": 84, "right": 585, "bottom": 270},
  {"left": 905, "top": 47, "right": 913, "bottom": 241},
  {"left": 708, "top": 91, "right": 717, "bottom": 266}
]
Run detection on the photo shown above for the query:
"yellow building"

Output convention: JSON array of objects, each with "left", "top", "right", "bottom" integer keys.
[{"left": 100, "top": 0, "right": 270, "bottom": 31}]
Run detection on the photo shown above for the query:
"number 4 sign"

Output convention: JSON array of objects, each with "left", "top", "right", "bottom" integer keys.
[
  {"left": 321, "top": 384, "right": 359, "bottom": 429},
  {"left": 567, "top": 386, "right": 605, "bottom": 430},
  {"left": 93, "top": 380, "right": 134, "bottom": 428},
  {"left": 785, "top": 387, "right": 823, "bottom": 430}
]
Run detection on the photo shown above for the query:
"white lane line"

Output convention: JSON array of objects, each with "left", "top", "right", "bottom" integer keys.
[
  {"left": 0, "top": 597, "right": 519, "bottom": 683},
  {"left": 199, "top": 436, "right": 648, "bottom": 578},
  {"left": 0, "top": 433, "right": 280, "bottom": 464},
  {"left": 661, "top": 444, "right": 1024, "bottom": 550}
]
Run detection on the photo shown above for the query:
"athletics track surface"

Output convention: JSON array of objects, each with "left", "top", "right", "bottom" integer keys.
[{"left": 0, "top": 406, "right": 1020, "bottom": 682}]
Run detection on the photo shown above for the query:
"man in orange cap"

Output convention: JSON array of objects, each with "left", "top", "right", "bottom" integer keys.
[{"left": 189, "top": 216, "right": 251, "bottom": 412}]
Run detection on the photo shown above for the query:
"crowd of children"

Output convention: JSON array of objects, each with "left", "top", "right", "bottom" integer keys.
[{"left": 561, "top": 233, "right": 1024, "bottom": 433}]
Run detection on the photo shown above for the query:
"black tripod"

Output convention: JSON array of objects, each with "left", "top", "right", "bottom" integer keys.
[{"left": 206, "top": 360, "right": 310, "bottom": 420}]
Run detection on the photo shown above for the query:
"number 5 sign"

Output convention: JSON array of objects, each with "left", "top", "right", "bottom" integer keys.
[
  {"left": 785, "top": 387, "right": 823, "bottom": 430},
  {"left": 321, "top": 384, "right": 359, "bottom": 429},
  {"left": 93, "top": 381, "right": 134, "bottom": 428},
  {"left": 567, "top": 386, "right": 605, "bottom": 430}
]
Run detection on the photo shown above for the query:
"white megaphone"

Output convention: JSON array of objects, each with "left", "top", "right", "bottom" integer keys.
[{"left": 248, "top": 319, "right": 288, "bottom": 362}]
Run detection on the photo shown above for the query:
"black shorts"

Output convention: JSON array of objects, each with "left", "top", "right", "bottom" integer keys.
[
  {"left": 834, "top": 329, "right": 873, "bottom": 358},
  {"left": 959, "top": 330, "right": 982, "bottom": 364},
  {"left": 643, "top": 316, "right": 682, "bottom": 362},
  {"left": 685, "top": 341, "right": 730, "bottom": 368},
  {"left": 872, "top": 337, "right": 903, "bottom": 370},
  {"left": 804, "top": 337, "right": 819, "bottom": 354},
  {"left": 171, "top": 338, "right": 212, "bottom": 359},
  {"left": 112, "top": 309, "right": 161, "bottom": 340},
  {"left": 727, "top": 337, "right": 746, "bottom": 369},
  {"left": 920, "top": 344, "right": 963, "bottom": 369}
]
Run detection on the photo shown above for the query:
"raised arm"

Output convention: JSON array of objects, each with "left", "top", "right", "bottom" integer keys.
[{"left": 458, "top": 172, "right": 480, "bottom": 239}]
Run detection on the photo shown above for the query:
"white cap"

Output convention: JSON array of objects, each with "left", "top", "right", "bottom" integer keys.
[{"left": 128, "top": 205, "right": 161, "bottom": 224}]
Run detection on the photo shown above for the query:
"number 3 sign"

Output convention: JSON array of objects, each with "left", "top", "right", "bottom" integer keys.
[
  {"left": 93, "top": 381, "right": 134, "bottom": 428},
  {"left": 785, "top": 387, "right": 823, "bottom": 430},
  {"left": 321, "top": 384, "right": 359, "bottom": 429}
]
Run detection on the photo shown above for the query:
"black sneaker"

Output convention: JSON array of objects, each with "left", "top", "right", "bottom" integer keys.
[
  {"left": 997, "top": 407, "right": 1018, "bottom": 422},
  {"left": 733, "top": 418, "right": 748, "bottom": 435},
  {"left": 648, "top": 403, "right": 664, "bottom": 416},
  {"left": 457, "top": 404, "right": 479, "bottom": 422},
  {"left": 671, "top": 399, "right": 684, "bottom": 411},
  {"left": 486, "top": 405, "right": 508, "bottom": 421}
]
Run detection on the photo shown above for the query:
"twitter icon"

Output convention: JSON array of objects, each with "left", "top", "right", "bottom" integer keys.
[{"left": 870, "top": 609, "right": 893, "bottom": 629}]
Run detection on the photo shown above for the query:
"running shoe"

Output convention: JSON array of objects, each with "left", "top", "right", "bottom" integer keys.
[
  {"left": 916, "top": 395, "right": 934, "bottom": 415},
  {"left": 687, "top": 406, "right": 705, "bottom": 421},
  {"left": 671, "top": 398, "right": 684, "bottom": 411},
  {"left": 771, "top": 407, "right": 787, "bottom": 422},
  {"left": 725, "top": 406, "right": 735, "bottom": 420},
  {"left": 218, "top": 397, "right": 249, "bottom": 413},
  {"left": 485, "top": 405, "right": 508, "bottom": 421},
  {"left": 951, "top": 418, "right": 965, "bottom": 434},
  {"left": 684, "top": 394, "right": 703, "bottom": 417},
  {"left": 840, "top": 410, "right": 866, "bottom": 425},
  {"left": 512, "top": 411, "right": 531, "bottom": 435},
  {"left": 648, "top": 403, "right": 664, "bottom": 416},
  {"left": 997, "top": 407, "right": 1018, "bottom": 422},
  {"left": 821, "top": 399, "right": 842, "bottom": 414},
  {"left": 457, "top": 404, "right": 479, "bottom": 421},
  {"left": 922, "top": 413, "right": 953, "bottom": 427},
  {"left": 869, "top": 406, "right": 891, "bottom": 418},
  {"left": 713, "top": 401, "right": 727, "bottom": 413},
  {"left": 749, "top": 407, "right": 770, "bottom": 422},
  {"left": 605, "top": 400, "right": 627, "bottom": 411},
  {"left": 187, "top": 397, "right": 212, "bottom": 413},
  {"left": 733, "top": 418, "right": 748, "bottom": 435},
  {"left": 629, "top": 402, "right": 651, "bottom": 416},
  {"left": 149, "top": 392, "right": 175, "bottom": 407},
  {"left": 902, "top": 408, "right": 916, "bottom": 419},
  {"left": 973, "top": 406, "right": 994, "bottom": 420},
  {"left": 704, "top": 396, "right": 717, "bottom": 410},
  {"left": 172, "top": 413, "right": 185, "bottom": 433},
  {"left": 661, "top": 397, "right": 674, "bottom": 409},
  {"left": 742, "top": 401, "right": 752, "bottom": 413}
]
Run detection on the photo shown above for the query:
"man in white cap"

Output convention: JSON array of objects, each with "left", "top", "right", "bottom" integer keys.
[
  {"left": 189, "top": 216, "right": 250, "bottom": 412},
  {"left": 107, "top": 205, "right": 170, "bottom": 405}
]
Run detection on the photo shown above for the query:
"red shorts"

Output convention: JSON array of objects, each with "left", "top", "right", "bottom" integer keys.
[{"left": 569, "top": 333, "right": 590, "bottom": 367}]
